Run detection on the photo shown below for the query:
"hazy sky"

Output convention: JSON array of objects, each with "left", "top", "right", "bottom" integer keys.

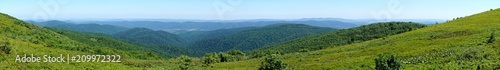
[{"left": 0, "top": 0, "right": 498, "bottom": 20}]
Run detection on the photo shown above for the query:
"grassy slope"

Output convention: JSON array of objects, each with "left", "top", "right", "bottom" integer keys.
[
  {"left": 209, "top": 9, "right": 500, "bottom": 69},
  {"left": 0, "top": 13, "right": 138, "bottom": 69}
]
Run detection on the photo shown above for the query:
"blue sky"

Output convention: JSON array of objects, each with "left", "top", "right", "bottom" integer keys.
[{"left": 0, "top": 0, "right": 498, "bottom": 20}]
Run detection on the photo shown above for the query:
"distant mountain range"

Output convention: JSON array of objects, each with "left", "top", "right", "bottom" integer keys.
[{"left": 80, "top": 20, "right": 357, "bottom": 33}]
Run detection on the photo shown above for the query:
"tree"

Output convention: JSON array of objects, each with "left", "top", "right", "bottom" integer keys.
[
  {"left": 179, "top": 55, "right": 192, "bottom": 70},
  {"left": 488, "top": 32, "right": 496, "bottom": 44},
  {"left": 259, "top": 54, "right": 287, "bottom": 70},
  {"left": 375, "top": 54, "right": 402, "bottom": 70}
]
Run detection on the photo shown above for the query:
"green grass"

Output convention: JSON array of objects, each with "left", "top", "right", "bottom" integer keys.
[{"left": 206, "top": 8, "right": 500, "bottom": 69}]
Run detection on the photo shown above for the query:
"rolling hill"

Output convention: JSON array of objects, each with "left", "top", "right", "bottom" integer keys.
[
  {"left": 254, "top": 22, "right": 427, "bottom": 56},
  {"left": 207, "top": 9, "right": 500, "bottom": 69},
  {"left": 187, "top": 23, "right": 335, "bottom": 53}
]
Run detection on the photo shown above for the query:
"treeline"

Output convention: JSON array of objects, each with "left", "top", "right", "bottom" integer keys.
[
  {"left": 178, "top": 49, "right": 289, "bottom": 70},
  {"left": 201, "top": 49, "right": 247, "bottom": 67}
]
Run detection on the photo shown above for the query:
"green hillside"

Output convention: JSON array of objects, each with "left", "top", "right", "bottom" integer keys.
[
  {"left": 32, "top": 20, "right": 130, "bottom": 34},
  {"left": 0, "top": 13, "right": 186, "bottom": 70},
  {"left": 254, "top": 22, "right": 427, "bottom": 57},
  {"left": 207, "top": 9, "right": 500, "bottom": 69},
  {"left": 188, "top": 23, "right": 335, "bottom": 53}
]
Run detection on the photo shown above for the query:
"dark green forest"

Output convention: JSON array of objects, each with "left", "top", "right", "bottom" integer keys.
[
  {"left": 45, "top": 27, "right": 168, "bottom": 58},
  {"left": 113, "top": 28, "right": 197, "bottom": 56},
  {"left": 187, "top": 24, "right": 335, "bottom": 54}
]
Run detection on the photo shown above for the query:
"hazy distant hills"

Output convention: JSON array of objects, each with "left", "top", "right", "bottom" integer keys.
[{"left": 82, "top": 20, "right": 358, "bottom": 33}]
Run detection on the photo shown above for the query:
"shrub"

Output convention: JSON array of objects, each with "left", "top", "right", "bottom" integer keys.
[
  {"left": 259, "top": 54, "right": 287, "bottom": 70},
  {"left": 179, "top": 55, "right": 192, "bottom": 70},
  {"left": 299, "top": 49, "right": 309, "bottom": 52},
  {"left": 251, "top": 50, "right": 283, "bottom": 58},
  {"left": 218, "top": 52, "right": 235, "bottom": 62},
  {"left": 375, "top": 54, "right": 402, "bottom": 70},
  {"left": 203, "top": 50, "right": 247, "bottom": 66},
  {"left": 0, "top": 41, "right": 10, "bottom": 54},
  {"left": 488, "top": 32, "right": 496, "bottom": 44}
]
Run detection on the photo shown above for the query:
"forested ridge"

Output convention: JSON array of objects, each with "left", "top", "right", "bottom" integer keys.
[{"left": 187, "top": 23, "right": 335, "bottom": 54}]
